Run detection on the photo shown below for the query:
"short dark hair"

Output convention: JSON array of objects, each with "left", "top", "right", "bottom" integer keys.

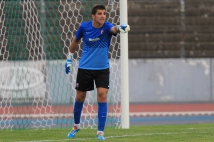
[{"left": 91, "top": 4, "right": 106, "bottom": 15}]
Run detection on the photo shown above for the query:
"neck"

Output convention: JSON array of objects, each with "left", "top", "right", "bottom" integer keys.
[{"left": 92, "top": 21, "right": 102, "bottom": 28}]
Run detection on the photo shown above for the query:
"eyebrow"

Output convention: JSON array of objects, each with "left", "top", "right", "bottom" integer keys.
[{"left": 97, "top": 11, "right": 106, "bottom": 14}]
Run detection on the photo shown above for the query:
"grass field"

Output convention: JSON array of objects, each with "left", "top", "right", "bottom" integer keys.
[{"left": 1, "top": 123, "right": 214, "bottom": 142}]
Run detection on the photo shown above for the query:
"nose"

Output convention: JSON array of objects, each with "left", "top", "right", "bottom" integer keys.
[{"left": 101, "top": 13, "right": 105, "bottom": 17}]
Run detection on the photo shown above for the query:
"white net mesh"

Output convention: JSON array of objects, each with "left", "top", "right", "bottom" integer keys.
[{"left": 0, "top": 0, "right": 122, "bottom": 130}]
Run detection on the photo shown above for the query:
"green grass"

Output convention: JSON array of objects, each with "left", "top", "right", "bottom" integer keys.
[{"left": 1, "top": 123, "right": 214, "bottom": 142}]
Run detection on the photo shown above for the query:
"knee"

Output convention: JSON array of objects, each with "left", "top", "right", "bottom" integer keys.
[
  {"left": 97, "top": 90, "right": 108, "bottom": 102},
  {"left": 76, "top": 91, "right": 86, "bottom": 102},
  {"left": 98, "top": 93, "right": 107, "bottom": 100}
]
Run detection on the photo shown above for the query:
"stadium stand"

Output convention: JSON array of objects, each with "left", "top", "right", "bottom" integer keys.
[{"left": 128, "top": 0, "right": 214, "bottom": 58}]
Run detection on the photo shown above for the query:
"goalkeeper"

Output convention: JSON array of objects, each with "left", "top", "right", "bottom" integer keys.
[{"left": 65, "top": 4, "right": 130, "bottom": 140}]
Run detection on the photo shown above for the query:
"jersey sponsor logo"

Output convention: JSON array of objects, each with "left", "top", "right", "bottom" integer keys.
[{"left": 89, "top": 38, "right": 100, "bottom": 42}]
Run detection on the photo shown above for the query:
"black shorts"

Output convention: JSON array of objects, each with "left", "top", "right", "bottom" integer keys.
[{"left": 75, "top": 68, "right": 110, "bottom": 91}]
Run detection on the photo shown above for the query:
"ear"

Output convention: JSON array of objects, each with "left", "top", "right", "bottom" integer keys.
[{"left": 91, "top": 14, "right": 95, "bottom": 20}]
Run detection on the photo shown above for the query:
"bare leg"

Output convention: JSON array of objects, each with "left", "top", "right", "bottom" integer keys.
[
  {"left": 76, "top": 90, "right": 87, "bottom": 102},
  {"left": 97, "top": 87, "right": 108, "bottom": 102}
]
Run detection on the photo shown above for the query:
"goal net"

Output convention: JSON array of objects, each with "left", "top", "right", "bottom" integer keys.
[{"left": 0, "top": 0, "right": 123, "bottom": 130}]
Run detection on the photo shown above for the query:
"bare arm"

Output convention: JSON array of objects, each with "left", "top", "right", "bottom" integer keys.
[
  {"left": 65, "top": 36, "right": 81, "bottom": 74},
  {"left": 69, "top": 36, "right": 80, "bottom": 54},
  {"left": 110, "top": 25, "right": 119, "bottom": 34}
]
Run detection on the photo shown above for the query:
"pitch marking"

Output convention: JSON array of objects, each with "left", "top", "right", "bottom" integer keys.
[{"left": 15, "top": 132, "right": 189, "bottom": 142}]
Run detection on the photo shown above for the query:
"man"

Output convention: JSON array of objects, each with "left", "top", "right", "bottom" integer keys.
[{"left": 65, "top": 4, "right": 130, "bottom": 140}]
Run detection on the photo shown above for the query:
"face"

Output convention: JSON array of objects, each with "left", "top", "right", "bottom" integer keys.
[{"left": 92, "top": 9, "right": 106, "bottom": 26}]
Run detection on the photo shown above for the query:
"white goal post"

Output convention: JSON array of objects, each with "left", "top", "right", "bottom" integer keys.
[{"left": 120, "top": 0, "right": 130, "bottom": 129}]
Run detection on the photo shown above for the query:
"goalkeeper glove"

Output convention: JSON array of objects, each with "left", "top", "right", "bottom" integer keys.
[
  {"left": 65, "top": 52, "right": 73, "bottom": 74},
  {"left": 117, "top": 24, "right": 130, "bottom": 33}
]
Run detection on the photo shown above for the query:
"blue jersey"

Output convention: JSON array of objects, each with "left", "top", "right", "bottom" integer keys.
[{"left": 75, "top": 21, "right": 115, "bottom": 70}]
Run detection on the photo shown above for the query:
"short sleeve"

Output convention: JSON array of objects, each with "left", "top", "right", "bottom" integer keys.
[
  {"left": 75, "top": 24, "right": 84, "bottom": 41},
  {"left": 105, "top": 22, "right": 117, "bottom": 36},
  {"left": 105, "top": 22, "right": 114, "bottom": 33}
]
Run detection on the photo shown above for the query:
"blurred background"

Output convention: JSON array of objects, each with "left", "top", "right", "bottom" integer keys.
[
  {"left": 127, "top": 0, "right": 214, "bottom": 125},
  {"left": 0, "top": 0, "right": 214, "bottom": 129}
]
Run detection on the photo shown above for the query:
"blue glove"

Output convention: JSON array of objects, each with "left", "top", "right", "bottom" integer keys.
[
  {"left": 117, "top": 24, "right": 130, "bottom": 33},
  {"left": 65, "top": 52, "right": 73, "bottom": 74}
]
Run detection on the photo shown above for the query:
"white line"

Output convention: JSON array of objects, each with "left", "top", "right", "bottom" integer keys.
[
  {"left": 3, "top": 111, "right": 214, "bottom": 119},
  {"left": 15, "top": 132, "right": 189, "bottom": 142}
]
